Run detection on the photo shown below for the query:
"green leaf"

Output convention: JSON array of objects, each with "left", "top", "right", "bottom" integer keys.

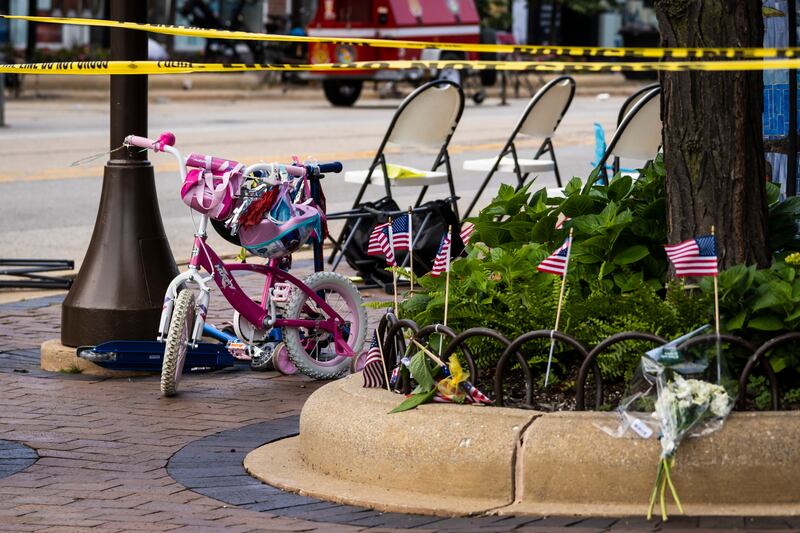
[
  {"left": 559, "top": 195, "right": 595, "bottom": 218},
  {"left": 497, "top": 183, "right": 516, "bottom": 201},
  {"left": 614, "top": 271, "right": 644, "bottom": 292},
  {"left": 613, "top": 245, "right": 650, "bottom": 265},
  {"left": 766, "top": 181, "right": 782, "bottom": 206},
  {"left": 787, "top": 307, "right": 800, "bottom": 322},
  {"left": 389, "top": 389, "right": 437, "bottom": 413},
  {"left": 408, "top": 352, "right": 436, "bottom": 392},
  {"left": 563, "top": 177, "right": 583, "bottom": 196},
  {"left": 753, "top": 291, "right": 786, "bottom": 312},
  {"left": 607, "top": 175, "right": 633, "bottom": 202},
  {"left": 725, "top": 311, "right": 747, "bottom": 331},
  {"left": 771, "top": 356, "right": 789, "bottom": 374},
  {"left": 599, "top": 261, "right": 617, "bottom": 278},
  {"left": 747, "top": 316, "right": 786, "bottom": 331}
]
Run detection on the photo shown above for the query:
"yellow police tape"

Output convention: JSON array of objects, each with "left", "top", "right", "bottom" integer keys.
[
  {"left": 2, "top": 59, "right": 800, "bottom": 75},
  {"left": 3, "top": 14, "right": 799, "bottom": 60}
]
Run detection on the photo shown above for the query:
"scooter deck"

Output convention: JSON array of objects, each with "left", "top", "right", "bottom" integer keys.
[{"left": 77, "top": 340, "right": 238, "bottom": 372}]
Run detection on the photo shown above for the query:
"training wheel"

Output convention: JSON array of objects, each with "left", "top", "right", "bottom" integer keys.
[
  {"left": 273, "top": 343, "right": 298, "bottom": 375},
  {"left": 350, "top": 350, "right": 368, "bottom": 374}
]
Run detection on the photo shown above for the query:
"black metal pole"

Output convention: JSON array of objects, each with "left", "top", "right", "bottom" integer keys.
[
  {"left": 788, "top": 0, "right": 797, "bottom": 196},
  {"left": 61, "top": 0, "right": 178, "bottom": 347},
  {"left": 25, "top": 0, "right": 36, "bottom": 62}
]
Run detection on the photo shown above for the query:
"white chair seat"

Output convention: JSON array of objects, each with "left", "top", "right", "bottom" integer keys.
[
  {"left": 621, "top": 170, "right": 640, "bottom": 180},
  {"left": 463, "top": 157, "right": 555, "bottom": 174},
  {"left": 344, "top": 167, "right": 449, "bottom": 187}
]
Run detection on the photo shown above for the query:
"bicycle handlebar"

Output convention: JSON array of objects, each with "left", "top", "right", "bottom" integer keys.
[
  {"left": 315, "top": 162, "right": 343, "bottom": 174},
  {"left": 124, "top": 132, "right": 176, "bottom": 152},
  {"left": 125, "top": 131, "right": 343, "bottom": 180}
]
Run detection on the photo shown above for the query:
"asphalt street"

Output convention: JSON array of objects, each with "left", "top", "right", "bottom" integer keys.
[{"left": 0, "top": 91, "right": 627, "bottom": 265}]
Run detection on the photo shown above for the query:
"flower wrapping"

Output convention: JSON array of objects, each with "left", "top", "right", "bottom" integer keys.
[{"left": 598, "top": 327, "right": 734, "bottom": 521}]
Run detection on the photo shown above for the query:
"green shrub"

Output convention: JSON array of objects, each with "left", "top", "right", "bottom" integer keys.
[{"left": 399, "top": 157, "right": 800, "bottom": 400}]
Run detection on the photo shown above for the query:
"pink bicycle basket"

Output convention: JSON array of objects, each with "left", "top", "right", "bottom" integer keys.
[{"left": 180, "top": 155, "right": 244, "bottom": 221}]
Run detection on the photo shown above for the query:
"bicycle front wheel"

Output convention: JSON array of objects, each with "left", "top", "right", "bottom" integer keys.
[
  {"left": 161, "top": 289, "right": 196, "bottom": 397},
  {"left": 283, "top": 272, "right": 366, "bottom": 380}
]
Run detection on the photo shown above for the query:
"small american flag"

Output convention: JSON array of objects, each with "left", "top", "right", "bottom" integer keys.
[
  {"left": 664, "top": 235, "right": 718, "bottom": 277},
  {"left": 462, "top": 381, "right": 492, "bottom": 405},
  {"left": 537, "top": 237, "right": 572, "bottom": 277},
  {"left": 389, "top": 214, "right": 411, "bottom": 252},
  {"left": 366, "top": 215, "right": 411, "bottom": 266},
  {"left": 362, "top": 330, "right": 385, "bottom": 388},
  {"left": 367, "top": 221, "right": 392, "bottom": 263},
  {"left": 430, "top": 230, "right": 452, "bottom": 278},
  {"left": 460, "top": 222, "right": 475, "bottom": 244}
]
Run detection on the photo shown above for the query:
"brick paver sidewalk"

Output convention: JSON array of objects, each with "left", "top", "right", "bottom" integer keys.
[{"left": 0, "top": 262, "right": 796, "bottom": 532}]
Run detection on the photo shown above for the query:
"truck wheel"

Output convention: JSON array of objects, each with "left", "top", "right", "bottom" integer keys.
[{"left": 323, "top": 80, "right": 363, "bottom": 106}]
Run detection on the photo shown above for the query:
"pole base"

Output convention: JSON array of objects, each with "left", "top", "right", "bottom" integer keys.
[{"left": 61, "top": 161, "right": 178, "bottom": 347}]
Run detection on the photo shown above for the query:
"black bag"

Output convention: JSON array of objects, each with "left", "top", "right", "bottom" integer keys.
[{"left": 342, "top": 197, "right": 465, "bottom": 286}]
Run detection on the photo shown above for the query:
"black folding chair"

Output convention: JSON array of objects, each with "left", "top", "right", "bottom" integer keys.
[
  {"left": 328, "top": 79, "right": 465, "bottom": 269},
  {"left": 592, "top": 86, "right": 662, "bottom": 187},
  {"left": 461, "top": 75, "right": 576, "bottom": 220}
]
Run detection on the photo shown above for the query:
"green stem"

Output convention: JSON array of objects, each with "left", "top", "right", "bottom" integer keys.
[
  {"left": 664, "top": 456, "right": 685, "bottom": 515},
  {"left": 659, "top": 460, "right": 668, "bottom": 522},
  {"left": 647, "top": 460, "right": 663, "bottom": 520}
]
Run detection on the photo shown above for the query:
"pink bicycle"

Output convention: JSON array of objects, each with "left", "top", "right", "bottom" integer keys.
[{"left": 125, "top": 133, "right": 367, "bottom": 396}]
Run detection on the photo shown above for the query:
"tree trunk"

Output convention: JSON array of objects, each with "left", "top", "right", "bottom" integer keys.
[{"left": 655, "top": 0, "right": 771, "bottom": 269}]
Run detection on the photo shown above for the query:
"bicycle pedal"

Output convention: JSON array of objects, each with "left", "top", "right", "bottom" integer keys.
[
  {"left": 272, "top": 282, "right": 293, "bottom": 303},
  {"left": 227, "top": 341, "right": 251, "bottom": 360}
]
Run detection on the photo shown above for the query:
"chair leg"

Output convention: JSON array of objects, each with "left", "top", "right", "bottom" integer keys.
[
  {"left": 330, "top": 218, "right": 363, "bottom": 271},
  {"left": 549, "top": 144, "right": 563, "bottom": 188},
  {"left": 462, "top": 169, "right": 495, "bottom": 221},
  {"left": 516, "top": 172, "right": 531, "bottom": 191},
  {"left": 327, "top": 171, "right": 372, "bottom": 264},
  {"left": 444, "top": 155, "right": 459, "bottom": 220},
  {"left": 414, "top": 186, "right": 429, "bottom": 209}
]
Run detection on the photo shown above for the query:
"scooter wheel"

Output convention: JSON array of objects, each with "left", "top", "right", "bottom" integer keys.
[{"left": 250, "top": 342, "right": 276, "bottom": 372}]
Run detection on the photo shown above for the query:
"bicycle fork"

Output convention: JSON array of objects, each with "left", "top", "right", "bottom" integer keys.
[{"left": 157, "top": 267, "right": 212, "bottom": 349}]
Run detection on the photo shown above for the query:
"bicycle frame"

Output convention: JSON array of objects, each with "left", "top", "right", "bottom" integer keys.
[{"left": 153, "top": 144, "right": 355, "bottom": 359}]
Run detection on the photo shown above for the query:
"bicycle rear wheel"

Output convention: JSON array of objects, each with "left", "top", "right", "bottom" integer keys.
[
  {"left": 161, "top": 289, "right": 196, "bottom": 397},
  {"left": 283, "top": 272, "right": 366, "bottom": 380}
]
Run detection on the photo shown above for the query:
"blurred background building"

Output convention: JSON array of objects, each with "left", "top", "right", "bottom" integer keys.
[{"left": 0, "top": 1, "right": 658, "bottom": 56}]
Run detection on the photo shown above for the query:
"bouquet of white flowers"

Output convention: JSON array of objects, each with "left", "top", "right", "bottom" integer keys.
[
  {"left": 599, "top": 326, "right": 734, "bottom": 521},
  {"left": 649, "top": 373, "right": 732, "bottom": 520}
]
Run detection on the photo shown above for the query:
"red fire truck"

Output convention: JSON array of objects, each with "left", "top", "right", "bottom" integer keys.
[{"left": 306, "top": 0, "right": 490, "bottom": 106}]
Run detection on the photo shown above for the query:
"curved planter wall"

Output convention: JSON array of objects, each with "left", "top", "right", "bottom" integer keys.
[{"left": 246, "top": 375, "right": 800, "bottom": 517}]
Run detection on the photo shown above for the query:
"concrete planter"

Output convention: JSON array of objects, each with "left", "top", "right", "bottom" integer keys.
[{"left": 245, "top": 374, "right": 800, "bottom": 517}]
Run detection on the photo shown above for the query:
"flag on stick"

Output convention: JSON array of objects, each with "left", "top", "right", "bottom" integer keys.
[
  {"left": 537, "top": 237, "right": 572, "bottom": 277},
  {"left": 367, "top": 221, "right": 394, "bottom": 265},
  {"left": 441, "top": 227, "right": 454, "bottom": 355},
  {"left": 431, "top": 231, "right": 452, "bottom": 278},
  {"left": 664, "top": 235, "right": 718, "bottom": 277},
  {"left": 367, "top": 214, "right": 411, "bottom": 267},
  {"left": 539, "top": 229, "right": 574, "bottom": 387}
]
